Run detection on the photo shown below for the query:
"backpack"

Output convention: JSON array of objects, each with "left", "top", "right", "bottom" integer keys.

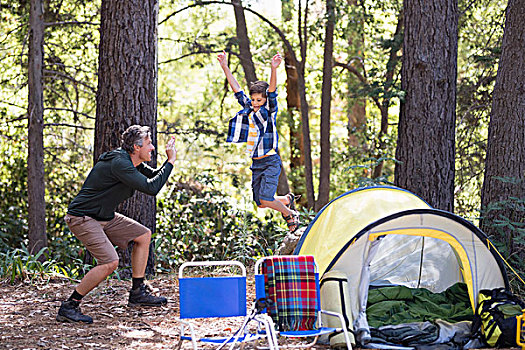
[{"left": 471, "top": 288, "right": 525, "bottom": 347}]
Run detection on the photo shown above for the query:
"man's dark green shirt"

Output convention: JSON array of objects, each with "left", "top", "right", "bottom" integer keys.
[{"left": 68, "top": 148, "right": 173, "bottom": 221}]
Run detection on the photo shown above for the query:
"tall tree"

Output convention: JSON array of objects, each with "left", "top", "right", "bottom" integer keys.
[
  {"left": 232, "top": 0, "right": 257, "bottom": 86},
  {"left": 94, "top": 0, "right": 159, "bottom": 276},
  {"left": 345, "top": 0, "right": 366, "bottom": 152},
  {"left": 315, "top": 0, "right": 335, "bottom": 210},
  {"left": 335, "top": 7, "right": 403, "bottom": 181},
  {"left": 281, "top": 0, "right": 304, "bottom": 201},
  {"left": 27, "top": 0, "right": 47, "bottom": 257},
  {"left": 394, "top": 0, "right": 458, "bottom": 211},
  {"left": 480, "top": 0, "right": 525, "bottom": 256}
]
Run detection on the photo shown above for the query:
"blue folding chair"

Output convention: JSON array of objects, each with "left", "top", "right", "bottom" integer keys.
[
  {"left": 255, "top": 255, "right": 353, "bottom": 349},
  {"left": 177, "top": 261, "right": 277, "bottom": 350}
]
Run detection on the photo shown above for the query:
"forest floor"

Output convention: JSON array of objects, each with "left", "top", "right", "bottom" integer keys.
[
  {"left": 0, "top": 274, "right": 332, "bottom": 349},
  {"left": 0, "top": 275, "right": 519, "bottom": 350}
]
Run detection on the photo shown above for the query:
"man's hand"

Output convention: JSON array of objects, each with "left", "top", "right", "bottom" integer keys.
[
  {"left": 217, "top": 50, "right": 228, "bottom": 68},
  {"left": 166, "top": 136, "right": 177, "bottom": 165},
  {"left": 271, "top": 53, "right": 282, "bottom": 69}
]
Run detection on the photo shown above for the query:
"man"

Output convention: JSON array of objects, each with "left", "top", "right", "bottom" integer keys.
[{"left": 57, "top": 125, "right": 176, "bottom": 324}]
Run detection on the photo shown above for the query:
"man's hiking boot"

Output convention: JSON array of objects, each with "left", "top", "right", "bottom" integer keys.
[
  {"left": 56, "top": 300, "right": 93, "bottom": 324},
  {"left": 128, "top": 284, "right": 167, "bottom": 307}
]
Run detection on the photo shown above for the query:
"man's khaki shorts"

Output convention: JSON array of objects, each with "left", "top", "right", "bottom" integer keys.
[{"left": 65, "top": 213, "right": 150, "bottom": 265}]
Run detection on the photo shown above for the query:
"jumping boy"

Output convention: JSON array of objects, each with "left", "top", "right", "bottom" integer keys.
[{"left": 217, "top": 51, "right": 300, "bottom": 232}]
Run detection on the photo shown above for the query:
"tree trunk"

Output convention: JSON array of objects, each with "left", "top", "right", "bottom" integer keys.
[
  {"left": 296, "top": 0, "right": 315, "bottom": 209},
  {"left": 232, "top": 0, "right": 257, "bottom": 86},
  {"left": 277, "top": 167, "right": 290, "bottom": 196},
  {"left": 315, "top": 0, "right": 335, "bottom": 211},
  {"left": 394, "top": 0, "right": 457, "bottom": 211},
  {"left": 282, "top": 0, "right": 305, "bottom": 201},
  {"left": 298, "top": 67, "right": 314, "bottom": 208},
  {"left": 27, "top": 0, "right": 47, "bottom": 258},
  {"left": 480, "top": 0, "right": 525, "bottom": 256},
  {"left": 94, "top": 0, "right": 159, "bottom": 277},
  {"left": 346, "top": 0, "right": 367, "bottom": 152}
]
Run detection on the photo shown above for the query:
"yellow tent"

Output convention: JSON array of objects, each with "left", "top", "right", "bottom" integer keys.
[{"left": 295, "top": 186, "right": 509, "bottom": 345}]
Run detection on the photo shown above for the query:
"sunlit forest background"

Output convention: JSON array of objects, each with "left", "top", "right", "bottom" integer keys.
[{"left": 1, "top": 0, "right": 523, "bottom": 294}]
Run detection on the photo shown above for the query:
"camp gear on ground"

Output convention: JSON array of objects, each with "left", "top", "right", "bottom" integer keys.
[
  {"left": 295, "top": 186, "right": 509, "bottom": 347},
  {"left": 367, "top": 283, "right": 473, "bottom": 328},
  {"left": 471, "top": 288, "right": 525, "bottom": 347},
  {"left": 517, "top": 310, "right": 525, "bottom": 349}
]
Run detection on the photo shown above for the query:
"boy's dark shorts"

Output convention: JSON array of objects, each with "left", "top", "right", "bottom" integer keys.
[{"left": 250, "top": 153, "right": 282, "bottom": 206}]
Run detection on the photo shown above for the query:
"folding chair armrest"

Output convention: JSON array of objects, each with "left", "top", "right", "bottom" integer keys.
[
  {"left": 179, "top": 261, "right": 246, "bottom": 278},
  {"left": 320, "top": 309, "right": 345, "bottom": 320},
  {"left": 319, "top": 310, "right": 353, "bottom": 350}
]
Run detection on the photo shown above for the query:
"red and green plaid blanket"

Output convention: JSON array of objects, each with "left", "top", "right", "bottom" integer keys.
[{"left": 261, "top": 256, "right": 318, "bottom": 331}]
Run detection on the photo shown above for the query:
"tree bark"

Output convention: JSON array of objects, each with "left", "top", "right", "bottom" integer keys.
[
  {"left": 282, "top": 0, "right": 305, "bottom": 201},
  {"left": 346, "top": 0, "right": 366, "bottom": 151},
  {"left": 298, "top": 67, "right": 314, "bottom": 208},
  {"left": 480, "top": 0, "right": 525, "bottom": 256},
  {"left": 296, "top": 1, "right": 315, "bottom": 209},
  {"left": 232, "top": 0, "right": 257, "bottom": 86},
  {"left": 394, "top": 0, "right": 458, "bottom": 211},
  {"left": 315, "top": 0, "right": 335, "bottom": 211},
  {"left": 27, "top": 0, "right": 47, "bottom": 258},
  {"left": 94, "top": 0, "right": 159, "bottom": 277}
]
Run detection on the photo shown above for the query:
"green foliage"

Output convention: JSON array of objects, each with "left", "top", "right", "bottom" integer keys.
[
  {"left": 0, "top": 246, "right": 69, "bottom": 284},
  {"left": 454, "top": 0, "right": 506, "bottom": 218},
  {"left": 155, "top": 173, "right": 288, "bottom": 270},
  {"left": 0, "top": 123, "right": 29, "bottom": 250},
  {"left": 481, "top": 191, "right": 525, "bottom": 295}
]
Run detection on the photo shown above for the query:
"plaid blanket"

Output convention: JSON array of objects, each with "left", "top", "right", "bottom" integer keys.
[{"left": 262, "top": 256, "right": 318, "bottom": 331}]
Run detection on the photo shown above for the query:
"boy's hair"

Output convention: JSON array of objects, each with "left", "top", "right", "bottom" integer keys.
[
  {"left": 249, "top": 80, "right": 269, "bottom": 97},
  {"left": 121, "top": 125, "right": 151, "bottom": 153}
]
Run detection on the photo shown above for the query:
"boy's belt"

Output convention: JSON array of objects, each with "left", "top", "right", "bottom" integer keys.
[{"left": 252, "top": 149, "right": 277, "bottom": 160}]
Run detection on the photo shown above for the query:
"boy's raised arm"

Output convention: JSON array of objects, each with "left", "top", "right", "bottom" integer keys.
[
  {"left": 268, "top": 53, "right": 282, "bottom": 92},
  {"left": 217, "top": 51, "right": 241, "bottom": 93}
]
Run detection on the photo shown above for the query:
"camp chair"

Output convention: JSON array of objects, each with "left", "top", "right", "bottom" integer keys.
[
  {"left": 177, "top": 261, "right": 277, "bottom": 350},
  {"left": 255, "top": 255, "right": 353, "bottom": 349}
]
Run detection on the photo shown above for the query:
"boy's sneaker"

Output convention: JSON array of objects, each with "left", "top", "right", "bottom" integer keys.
[
  {"left": 56, "top": 300, "right": 93, "bottom": 324},
  {"left": 128, "top": 284, "right": 167, "bottom": 307}
]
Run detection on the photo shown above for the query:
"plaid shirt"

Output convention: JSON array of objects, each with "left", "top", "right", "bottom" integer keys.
[{"left": 226, "top": 89, "right": 279, "bottom": 158}]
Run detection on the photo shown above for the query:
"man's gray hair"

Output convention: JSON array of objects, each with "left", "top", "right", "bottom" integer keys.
[{"left": 121, "top": 125, "right": 151, "bottom": 153}]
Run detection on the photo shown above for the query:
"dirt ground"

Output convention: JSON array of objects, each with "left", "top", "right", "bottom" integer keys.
[
  {"left": 0, "top": 276, "right": 520, "bottom": 350},
  {"left": 0, "top": 275, "right": 332, "bottom": 349}
]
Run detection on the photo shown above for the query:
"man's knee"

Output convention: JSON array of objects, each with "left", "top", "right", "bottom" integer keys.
[
  {"left": 103, "top": 260, "right": 119, "bottom": 274},
  {"left": 134, "top": 230, "right": 151, "bottom": 244}
]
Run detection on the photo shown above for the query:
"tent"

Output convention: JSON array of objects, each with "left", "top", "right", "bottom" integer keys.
[{"left": 294, "top": 186, "right": 509, "bottom": 346}]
